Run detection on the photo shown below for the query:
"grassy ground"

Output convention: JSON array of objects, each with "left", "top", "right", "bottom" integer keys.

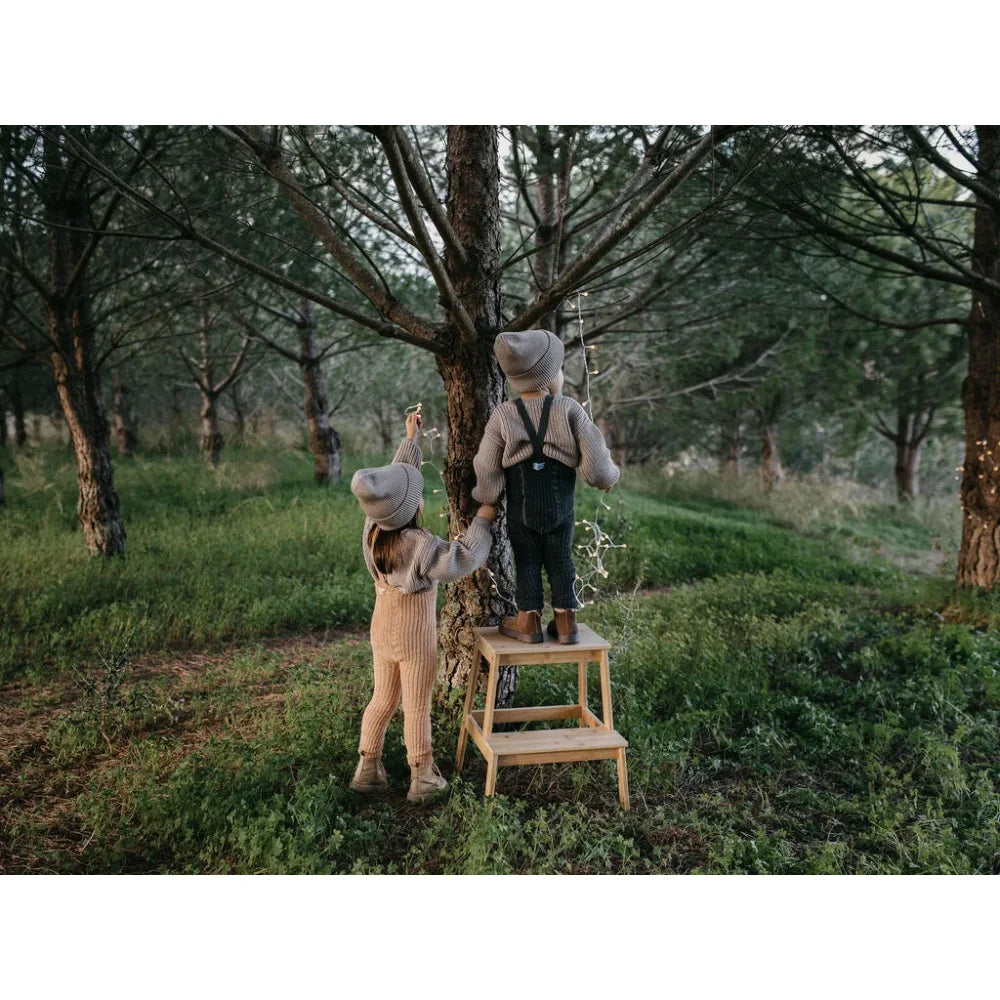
[{"left": 2, "top": 444, "right": 998, "bottom": 874}]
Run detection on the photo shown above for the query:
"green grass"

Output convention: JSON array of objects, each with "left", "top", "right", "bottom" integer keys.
[
  {"left": 2, "top": 444, "right": 998, "bottom": 874},
  {"left": 0, "top": 446, "right": 385, "bottom": 680}
]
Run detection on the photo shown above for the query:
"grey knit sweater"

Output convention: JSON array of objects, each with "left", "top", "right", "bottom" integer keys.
[
  {"left": 362, "top": 438, "right": 493, "bottom": 595},
  {"left": 472, "top": 394, "right": 620, "bottom": 505}
]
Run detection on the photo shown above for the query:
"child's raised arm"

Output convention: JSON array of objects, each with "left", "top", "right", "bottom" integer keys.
[{"left": 392, "top": 411, "right": 423, "bottom": 470}]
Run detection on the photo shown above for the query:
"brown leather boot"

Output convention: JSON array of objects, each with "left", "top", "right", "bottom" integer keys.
[
  {"left": 499, "top": 610, "right": 543, "bottom": 643},
  {"left": 546, "top": 608, "right": 579, "bottom": 645}
]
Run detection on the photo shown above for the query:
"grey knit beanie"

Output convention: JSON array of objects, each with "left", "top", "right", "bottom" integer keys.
[
  {"left": 494, "top": 330, "right": 565, "bottom": 393},
  {"left": 351, "top": 463, "right": 423, "bottom": 530}
]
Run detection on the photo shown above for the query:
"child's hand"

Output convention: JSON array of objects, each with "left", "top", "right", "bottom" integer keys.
[
  {"left": 477, "top": 504, "right": 497, "bottom": 522},
  {"left": 405, "top": 411, "right": 423, "bottom": 440}
]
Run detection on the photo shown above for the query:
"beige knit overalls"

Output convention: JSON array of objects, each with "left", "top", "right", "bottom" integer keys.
[{"left": 358, "top": 569, "right": 438, "bottom": 768}]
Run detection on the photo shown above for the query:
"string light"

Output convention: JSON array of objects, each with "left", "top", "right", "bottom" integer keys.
[{"left": 569, "top": 290, "right": 627, "bottom": 608}]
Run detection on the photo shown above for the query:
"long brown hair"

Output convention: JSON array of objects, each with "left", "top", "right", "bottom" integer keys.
[{"left": 367, "top": 511, "right": 422, "bottom": 575}]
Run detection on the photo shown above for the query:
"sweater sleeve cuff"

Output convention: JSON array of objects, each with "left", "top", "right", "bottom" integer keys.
[{"left": 393, "top": 437, "right": 422, "bottom": 469}]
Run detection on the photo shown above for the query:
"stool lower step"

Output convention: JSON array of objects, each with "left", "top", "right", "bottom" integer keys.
[{"left": 485, "top": 727, "right": 627, "bottom": 766}]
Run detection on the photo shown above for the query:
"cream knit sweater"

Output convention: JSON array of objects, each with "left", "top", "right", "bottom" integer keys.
[
  {"left": 472, "top": 394, "right": 620, "bottom": 505},
  {"left": 361, "top": 438, "right": 493, "bottom": 595}
]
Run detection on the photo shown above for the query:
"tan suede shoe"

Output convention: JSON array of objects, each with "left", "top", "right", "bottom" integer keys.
[
  {"left": 546, "top": 608, "right": 579, "bottom": 645},
  {"left": 499, "top": 610, "right": 543, "bottom": 643},
  {"left": 407, "top": 760, "right": 448, "bottom": 803},
  {"left": 350, "top": 755, "right": 388, "bottom": 792}
]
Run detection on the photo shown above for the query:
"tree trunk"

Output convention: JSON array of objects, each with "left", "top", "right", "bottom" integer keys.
[
  {"left": 51, "top": 325, "right": 126, "bottom": 556},
  {"left": 894, "top": 437, "right": 922, "bottom": 502},
  {"left": 299, "top": 299, "right": 342, "bottom": 484},
  {"left": 890, "top": 409, "right": 924, "bottom": 503},
  {"left": 200, "top": 391, "right": 223, "bottom": 467},
  {"left": 44, "top": 133, "right": 125, "bottom": 557},
  {"left": 436, "top": 126, "right": 517, "bottom": 705},
  {"left": 720, "top": 417, "right": 744, "bottom": 476},
  {"left": 761, "top": 422, "right": 784, "bottom": 491},
  {"left": 111, "top": 368, "right": 138, "bottom": 458},
  {"left": 9, "top": 377, "right": 27, "bottom": 447},
  {"left": 0, "top": 391, "right": 7, "bottom": 447},
  {"left": 230, "top": 381, "right": 246, "bottom": 445},
  {"left": 957, "top": 125, "right": 1000, "bottom": 587}
]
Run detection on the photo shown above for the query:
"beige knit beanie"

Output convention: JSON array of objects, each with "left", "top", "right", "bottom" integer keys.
[
  {"left": 351, "top": 463, "right": 423, "bottom": 530},
  {"left": 494, "top": 330, "right": 565, "bottom": 393}
]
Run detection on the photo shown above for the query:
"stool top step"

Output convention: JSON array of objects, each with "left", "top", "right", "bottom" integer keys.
[{"left": 475, "top": 624, "right": 610, "bottom": 661}]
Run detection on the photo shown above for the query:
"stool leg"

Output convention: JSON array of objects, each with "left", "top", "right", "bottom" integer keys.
[
  {"left": 599, "top": 650, "right": 614, "bottom": 730},
  {"left": 455, "top": 652, "right": 482, "bottom": 772},
  {"left": 485, "top": 752, "right": 499, "bottom": 797},
  {"left": 616, "top": 748, "right": 630, "bottom": 811},
  {"left": 482, "top": 657, "right": 499, "bottom": 738},
  {"left": 577, "top": 659, "right": 588, "bottom": 728}
]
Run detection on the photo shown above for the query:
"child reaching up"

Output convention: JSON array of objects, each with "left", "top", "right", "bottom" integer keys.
[
  {"left": 350, "top": 410, "right": 497, "bottom": 802},
  {"left": 473, "top": 329, "right": 620, "bottom": 644}
]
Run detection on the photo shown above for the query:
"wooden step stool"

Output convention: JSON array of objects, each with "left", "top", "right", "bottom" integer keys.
[{"left": 454, "top": 625, "right": 630, "bottom": 809}]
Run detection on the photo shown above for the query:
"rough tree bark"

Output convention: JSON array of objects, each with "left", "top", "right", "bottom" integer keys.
[
  {"left": 44, "top": 133, "right": 126, "bottom": 556},
  {"left": 111, "top": 367, "right": 138, "bottom": 457},
  {"left": 957, "top": 126, "right": 1000, "bottom": 587},
  {"left": 436, "top": 126, "right": 518, "bottom": 703},
  {"left": 298, "top": 299, "right": 342, "bottom": 484}
]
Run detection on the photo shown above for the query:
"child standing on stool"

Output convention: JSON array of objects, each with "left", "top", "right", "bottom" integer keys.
[
  {"left": 473, "top": 329, "right": 620, "bottom": 645},
  {"left": 350, "top": 411, "right": 497, "bottom": 801}
]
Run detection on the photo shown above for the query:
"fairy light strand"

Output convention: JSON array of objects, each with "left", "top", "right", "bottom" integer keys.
[{"left": 568, "top": 290, "right": 626, "bottom": 608}]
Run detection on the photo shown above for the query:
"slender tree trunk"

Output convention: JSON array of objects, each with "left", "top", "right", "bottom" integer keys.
[
  {"left": 760, "top": 423, "right": 784, "bottom": 491},
  {"left": 891, "top": 410, "right": 924, "bottom": 503},
  {"left": 10, "top": 378, "right": 27, "bottom": 447},
  {"left": 720, "top": 417, "right": 744, "bottom": 476},
  {"left": 957, "top": 125, "right": 1000, "bottom": 587},
  {"left": 111, "top": 368, "right": 138, "bottom": 458},
  {"left": 298, "top": 299, "right": 342, "bottom": 484},
  {"left": 44, "top": 133, "right": 125, "bottom": 557},
  {"left": 200, "top": 391, "right": 223, "bottom": 467},
  {"left": 230, "top": 381, "right": 246, "bottom": 445},
  {"left": 0, "top": 391, "right": 7, "bottom": 448},
  {"left": 436, "top": 126, "right": 517, "bottom": 704},
  {"left": 50, "top": 314, "right": 126, "bottom": 556},
  {"left": 894, "top": 436, "right": 922, "bottom": 502}
]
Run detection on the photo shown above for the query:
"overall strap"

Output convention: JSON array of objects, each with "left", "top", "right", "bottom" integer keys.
[{"left": 513, "top": 395, "right": 554, "bottom": 463}]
